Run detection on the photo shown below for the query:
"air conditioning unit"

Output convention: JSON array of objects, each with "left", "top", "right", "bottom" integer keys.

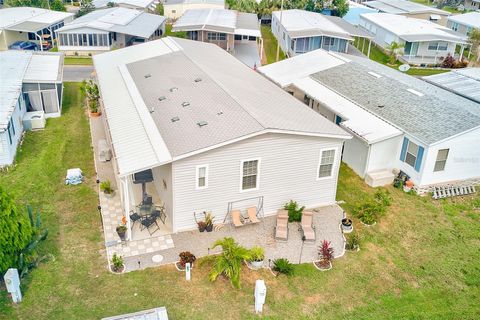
[{"left": 23, "top": 111, "right": 46, "bottom": 131}]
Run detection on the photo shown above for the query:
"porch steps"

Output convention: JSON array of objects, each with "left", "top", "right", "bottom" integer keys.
[
  {"left": 432, "top": 185, "right": 477, "bottom": 200},
  {"left": 365, "top": 169, "right": 395, "bottom": 187}
]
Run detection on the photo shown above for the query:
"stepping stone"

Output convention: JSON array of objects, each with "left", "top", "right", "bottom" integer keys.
[{"left": 152, "top": 254, "right": 164, "bottom": 263}]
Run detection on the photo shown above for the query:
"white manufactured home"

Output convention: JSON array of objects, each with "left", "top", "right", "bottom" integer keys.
[
  {"left": 359, "top": 13, "right": 468, "bottom": 65},
  {"left": 93, "top": 37, "right": 351, "bottom": 239},
  {"left": 0, "top": 51, "right": 64, "bottom": 167},
  {"left": 56, "top": 8, "right": 166, "bottom": 56},
  {"left": 258, "top": 49, "right": 480, "bottom": 189}
]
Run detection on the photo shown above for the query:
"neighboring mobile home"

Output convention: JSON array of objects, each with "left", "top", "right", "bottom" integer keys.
[
  {"left": 363, "top": 0, "right": 450, "bottom": 26},
  {"left": 0, "top": 7, "right": 74, "bottom": 51},
  {"left": 172, "top": 9, "right": 261, "bottom": 67},
  {"left": 447, "top": 12, "right": 480, "bottom": 36},
  {"left": 423, "top": 68, "right": 480, "bottom": 104},
  {"left": 0, "top": 50, "right": 64, "bottom": 167},
  {"left": 343, "top": 1, "right": 378, "bottom": 25},
  {"left": 271, "top": 9, "right": 372, "bottom": 57},
  {"left": 163, "top": 0, "right": 225, "bottom": 20},
  {"left": 463, "top": 0, "right": 480, "bottom": 10},
  {"left": 93, "top": 0, "right": 160, "bottom": 11},
  {"left": 56, "top": 8, "right": 166, "bottom": 56},
  {"left": 359, "top": 13, "right": 468, "bottom": 65},
  {"left": 258, "top": 49, "right": 480, "bottom": 188},
  {"left": 93, "top": 37, "right": 351, "bottom": 239}
]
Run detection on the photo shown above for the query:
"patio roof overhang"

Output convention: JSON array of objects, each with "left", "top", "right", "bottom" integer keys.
[{"left": 5, "top": 21, "right": 52, "bottom": 33}]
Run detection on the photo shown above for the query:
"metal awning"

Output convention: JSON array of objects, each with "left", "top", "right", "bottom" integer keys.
[{"left": 5, "top": 21, "right": 51, "bottom": 33}]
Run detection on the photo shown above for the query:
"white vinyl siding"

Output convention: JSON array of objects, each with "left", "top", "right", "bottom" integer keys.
[
  {"left": 318, "top": 148, "right": 335, "bottom": 179},
  {"left": 171, "top": 133, "right": 344, "bottom": 232},
  {"left": 434, "top": 149, "right": 449, "bottom": 172}
]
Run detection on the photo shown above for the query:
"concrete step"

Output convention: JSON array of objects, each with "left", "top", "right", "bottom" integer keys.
[{"left": 365, "top": 169, "right": 395, "bottom": 187}]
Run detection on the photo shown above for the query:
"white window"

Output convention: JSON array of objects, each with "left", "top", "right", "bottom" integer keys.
[
  {"left": 240, "top": 159, "right": 260, "bottom": 191},
  {"left": 434, "top": 149, "right": 449, "bottom": 172},
  {"left": 318, "top": 149, "right": 335, "bottom": 179},
  {"left": 196, "top": 165, "right": 208, "bottom": 189},
  {"left": 405, "top": 140, "right": 419, "bottom": 168}
]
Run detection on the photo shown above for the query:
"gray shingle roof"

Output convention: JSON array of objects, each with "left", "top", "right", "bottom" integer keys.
[
  {"left": 125, "top": 38, "right": 349, "bottom": 157},
  {"left": 312, "top": 55, "right": 480, "bottom": 145}
]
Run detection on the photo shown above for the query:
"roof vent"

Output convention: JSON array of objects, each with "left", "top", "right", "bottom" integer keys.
[
  {"left": 158, "top": 96, "right": 166, "bottom": 101},
  {"left": 144, "top": 74, "right": 151, "bottom": 79},
  {"left": 149, "top": 107, "right": 155, "bottom": 113},
  {"left": 217, "top": 111, "right": 224, "bottom": 116},
  {"left": 377, "top": 105, "right": 385, "bottom": 108},
  {"left": 194, "top": 78, "right": 202, "bottom": 82},
  {"left": 171, "top": 116, "right": 180, "bottom": 123},
  {"left": 407, "top": 88, "right": 424, "bottom": 97},
  {"left": 169, "top": 87, "right": 178, "bottom": 92},
  {"left": 368, "top": 71, "right": 382, "bottom": 79},
  {"left": 181, "top": 102, "right": 190, "bottom": 107},
  {"left": 197, "top": 121, "right": 208, "bottom": 128}
]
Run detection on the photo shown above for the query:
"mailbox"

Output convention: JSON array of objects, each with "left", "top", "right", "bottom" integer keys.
[
  {"left": 4, "top": 268, "right": 22, "bottom": 303},
  {"left": 254, "top": 279, "right": 266, "bottom": 313}
]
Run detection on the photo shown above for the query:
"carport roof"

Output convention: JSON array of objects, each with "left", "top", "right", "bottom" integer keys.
[{"left": 0, "top": 7, "right": 73, "bottom": 32}]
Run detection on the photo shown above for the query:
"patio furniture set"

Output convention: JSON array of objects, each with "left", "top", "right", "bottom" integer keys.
[
  {"left": 275, "top": 210, "right": 315, "bottom": 242},
  {"left": 130, "top": 195, "right": 166, "bottom": 235},
  {"left": 231, "top": 207, "right": 261, "bottom": 227}
]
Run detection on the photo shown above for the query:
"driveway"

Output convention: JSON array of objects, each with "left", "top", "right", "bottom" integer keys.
[
  {"left": 63, "top": 65, "right": 94, "bottom": 82},
  {"left": 233, "top": 42, "right": 261, "bottom": 69}
]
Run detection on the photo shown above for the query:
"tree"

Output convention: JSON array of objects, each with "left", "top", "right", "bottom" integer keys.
[
  {"left": 209, "top": 237, "right": 251, "bottom": 288},
  {"left": 76, "top": 0, "right": 95, "bottom": 17},
  {"left": 0, "top": 186, "right": 33, "bottom": 274},
  {"left": 304, "top": 0, "right": 349, "bottom": 17},
  {"left": 468, "top": 28, "right": 480, "bottom": 63},
  {"left": 386, "top": 41, "right": 403, "bottom": 65},
  {"left": 5, "top": 0, "right": 65, "bottom": 11},
  {"left": 155, "top": 2, "right": 164, "bottom": 15}
]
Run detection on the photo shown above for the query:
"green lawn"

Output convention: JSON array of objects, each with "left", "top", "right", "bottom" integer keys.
[
  {"left": 261, "top": 25, "right": 285, "bottom": 65},
  {"left": 64, "top": 56, "right": 94, "bottom": 65},
  {"left": 164, "top": 23, "right": 186, "bottom": 39},
  {"left": 406, "top": 68, "right": 449, "bottom": 76},
  {"left": 1, "top": 84, "right": 480, "bottom": 319}
]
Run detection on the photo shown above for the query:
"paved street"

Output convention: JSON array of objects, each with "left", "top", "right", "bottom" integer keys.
[{"left": 63, "top": 65, "right": 94, "bottom": 82}]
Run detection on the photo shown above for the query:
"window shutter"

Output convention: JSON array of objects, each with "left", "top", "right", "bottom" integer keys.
[
  {"left": 400, "top": 137, "right": 408, "bottom": 161},
  {"left": 415, "top": 146, "right": 424, "bottom": 172}
]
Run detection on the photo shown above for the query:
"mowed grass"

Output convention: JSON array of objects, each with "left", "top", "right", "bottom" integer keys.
[
  {"left": 261, "top": 25, "right": 286, "bottom": 64},
  {"left": 64, "top": 56, "right": 94, "bottom": 65},
  {"left": 1, "top": 84, "right": 480, "bottom": 319}
]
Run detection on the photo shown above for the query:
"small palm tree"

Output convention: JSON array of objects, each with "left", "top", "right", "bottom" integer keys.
[
  {"left": 209, "top": 237, "right": 251, "bottom": 288},
  {"left": 386, "top": 41, "right": 404, "bottom": 65}
]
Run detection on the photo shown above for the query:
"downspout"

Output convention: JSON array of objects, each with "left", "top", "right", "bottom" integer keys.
[{"left": 363, "top": 142, "right": 372, "bottom": 179}]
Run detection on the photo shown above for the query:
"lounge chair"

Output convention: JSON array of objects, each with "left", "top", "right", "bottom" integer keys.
[
  {"left": 277, "top": 209, "right": 288, "bottom": 220},
  {"left": 247, "top": 207, "right": 260, "bottom": 224},
  {"left": 275, "top": 215, "right": 288, "bottom": 241},
  {"left": 231, "top": 210, "right": 245, "bottom": 227},
  {"left": 300, "top": 211, "right": 315, "bottom": 242}
]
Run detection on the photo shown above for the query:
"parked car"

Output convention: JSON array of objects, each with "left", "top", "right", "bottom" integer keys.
[{"left": 9, "top": 41, "right": 39, "bottom": 51}]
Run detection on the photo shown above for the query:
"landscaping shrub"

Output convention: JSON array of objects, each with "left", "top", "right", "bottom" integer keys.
[
  {"left": 353, "top": 188, "right": 392, "bottom": 225},
  {"left": 179, "top": 251, "right": 196, "bottom": 268},
  {"left": 111, "top": 253, "right": 124, "bottom": 272},
  {"left": 374, "top": 189, "right": 392, "bottom": 207},
  {"left": 273, "top": 258, "right": 294, "bottom": 275},
  {"left": 345, "top": 233, "right": 360, "bottom": 251},
  {"left": 319, "top": 240, "right": 334, "bottom": 262},
  {"left": 284, "top": 200, "right": 305, "bottom": 222},
  {"left": 209, "top": 237, "right": 251, "bottom": 288}
]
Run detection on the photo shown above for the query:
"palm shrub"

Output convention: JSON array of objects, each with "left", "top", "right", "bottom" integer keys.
[
  {"left": 284, "top": 200, "right": 305, "bottom": 222},
  {"left": 209, "top": 237, "right": 251, "bottom": 288},
  {"left": 273, "top": 258, "right": 294, "bottom": 275},
  {"left": 100, "top": 180, "right": 113, "bottom": 194},
  {"left": 248, "top": 246, "right": 265, "bottom": 262},
  {"left": 0, "top": 187, "right": 33, "bottom": 274}
]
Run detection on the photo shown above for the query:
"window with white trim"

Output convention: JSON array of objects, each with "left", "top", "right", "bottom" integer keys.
[
  {"left": 318, "top": 149, "right": 335, "bottom": 178},
  {"left": 405, "top": 140, "right": 419, "bottom": 168},
  {"left": 196, "top": 165, "right": 208, "bottom": 189},
  {"left": 241, "top": 159, "right": 259, "bottom": 190},
  {"left": 434, "top": 149, "right": 449, "bottom": 172}
]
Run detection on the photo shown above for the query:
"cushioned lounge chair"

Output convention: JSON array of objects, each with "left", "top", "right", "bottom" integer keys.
[
  {"left": 231, "top": 210, "right": 245, "bottom": 227},
  {"left": 247, "top": 207, "right": 260, "bottom": 224},
  {"left": 300, "top": 211, "right": 315, "bottom": 242},
  {"left": 275, "top": 214, "right": 288, "bottom": 241}
]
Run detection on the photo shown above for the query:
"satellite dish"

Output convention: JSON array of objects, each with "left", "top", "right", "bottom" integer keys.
[{"left": 398, "top": 64, "right": 410, "bottom": 72}]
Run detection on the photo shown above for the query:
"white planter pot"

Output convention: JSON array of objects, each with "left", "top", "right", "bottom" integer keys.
[{"left": 249, "top": 260, "right": 264, "bottom": 270}]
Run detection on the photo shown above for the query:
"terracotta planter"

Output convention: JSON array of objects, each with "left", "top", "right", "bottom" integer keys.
[{"left": 90, "top": 111, "right": 101, "bottom": 117}]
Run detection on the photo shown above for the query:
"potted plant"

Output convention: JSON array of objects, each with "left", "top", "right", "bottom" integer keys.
[
  {"left": 88, "top": 98, "right": 101, "bottom": 117},
  {"left": 205, "top": 212, "right": 214, "bottom": 232},
  {"left": 314, "top": 240, "right": 334, "bottom": 271},
  {"left": 197, "top": 221, "right": 207, "bottom": 232},
  {"left": 175, "top": 251, "right": 196, "bottom": 271},
  {"left": 345, "top": 233, "right": 360, "bottom": 252},
  {"left": 100, "top": 180, "right": 114, "bottom": 198},
  {"left": 247, "top": 246, "right": 265, "bottom": 270},
  {"left": 341, "top": 218, "right": 353, "bottom": 233},
  {"left": 116, "top": 225, "right": 127, "bottom": 241},
  {"left": 111, "top": 253, "right": 124, "bottom": 273}
]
